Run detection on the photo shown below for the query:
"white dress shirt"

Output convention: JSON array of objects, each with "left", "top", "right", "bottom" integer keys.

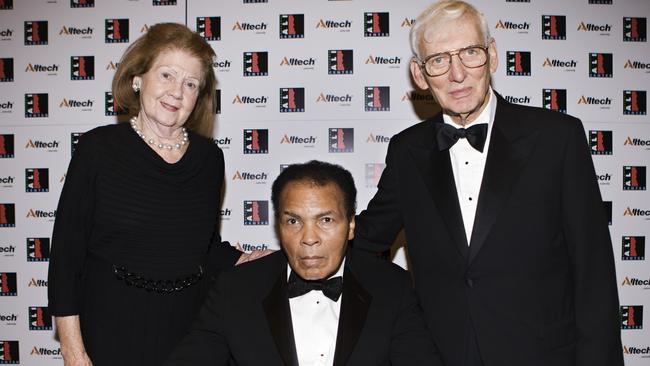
[
  {"left": 442, "top": 88, "right": 496, "bottom": 245},
  {"left": 288, "top": 259, "right": 345, "bottom": 366}
]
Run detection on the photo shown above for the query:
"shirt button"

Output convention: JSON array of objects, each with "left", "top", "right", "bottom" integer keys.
[
  {"left": 469, "top": 197, "right": 473, "bottom": 201},
  {"left": 465, "top": 161, "right": 469, "bottom": 165}
]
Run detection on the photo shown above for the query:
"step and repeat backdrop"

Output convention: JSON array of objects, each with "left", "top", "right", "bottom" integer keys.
[{"left": 0, "top": 0, "right": 648, "bottom": 364}]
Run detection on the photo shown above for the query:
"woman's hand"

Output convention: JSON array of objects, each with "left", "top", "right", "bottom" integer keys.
[{"left": 235, "top": 249, "right": 275, "bottom": 266}]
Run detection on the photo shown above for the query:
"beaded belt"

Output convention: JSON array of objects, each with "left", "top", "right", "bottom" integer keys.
[{"left": 112, "top": 264, "right": 203, "bottom": 294}]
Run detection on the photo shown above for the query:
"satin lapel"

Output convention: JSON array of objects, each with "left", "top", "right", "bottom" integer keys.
[
  {"left": 332, "top": 266, "right": 372, "bottom": 366},
  {"left": 263, "top": 266, "right": 299, "bottom": 366},
  {"left": 468, "top": 97, "right": 540, "bottom": 264}
]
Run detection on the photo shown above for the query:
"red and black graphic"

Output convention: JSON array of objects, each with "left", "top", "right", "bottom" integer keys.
[
  {"left": 506, "top": 51, "right": 531, "bottom": 76},
  {"left": 243, "top": 51, "right": 268, "bottom": 76},
  {"left": 0, "top": 272, "right": 17, "bottom": 296},
  {"left": 0, "top": 135, "right": 14, "bottom": 158},
  {"left": 105, "top": 18, "right": 129, "bottom": 43},
  {"left": 243, "top": 129, "right": 268, "bottom": 154},
  {"left": 105, "top": 91, "right": 125, "bottom": 116},
  {"left": 280, "top": 14, "right": 304, "bottom": 39},
  {"left": 280, "top": 87, "right": 305, "bottom": 113},
  {"left": 215, "top": 89, "right": 221, "bottom": 114},
  {"left": 623, "top": 166, "right": 646, "bottom": 191},
  {"left": 0, "top": 0, "right": 14, "bottom": 10},
  {"left": 197, "top": 17, "right": 220, "bottom": 41},
  {"left": 25, "top": 93, "right": 48, "bottom": 118},
  {"left": 28, "top": 306, "right": 52, "bottom": 330},
  {"left": 0, "top": 340, "right": 19, "bottom": 363},
  {"left": 365, "top": 86, "right": 390, "bottom": 111},
  {"left": 589, "top": 0, "right": 612, "bottom": 4},
  {"left": 244, "top": 200, "right": 269, "bottom": 225},
  {"left": 542, "top": 89, "right": 567, "bottom": 113},
  {"left": 589, "top": 53, "right": 613, "bottom": 78},
  {"left": 623, "top": 90, "right": 646, "bottom": 115},
  {"left": 365, "top": 163, "right": 385, "bottom": 188},
  {"left": 328, "top": 49, "right": 353, "bottom": 75},
  {"left": 620, "top": 305, "right": 643, "bottom": 329},
  {"left": 364, "top": 12, "right": 389, "bottom": 37},
  {"left": 542, "top": 15, "right": 566, "bottom": 40},
  {"left": 622, "top": 236, "right": 645, "bottom": 260},
  {"left": 588, "top": 130, "right": 613, "bottom": 155},
  {"left": 70, "top": 0, "right": 94, "bottom": 7},
  {"left": 27, "top": 237, "right": 50, "bottom": 262},
  {"left": 153, "top": 0, "right": 176, "bottom": 5},
  {"left": 24, "top": 21, "right": 48, "bottom": 45},
  {"left": 0, "top": 204, "right": 15, "bottom": 228},
  {"left": 623, "top": 17, "right": 646, "bottom": 42},
  {"left": 243, "top": 0, "right": 267, "bottom": 3},
  {"left": 25, "top": 168, "right": 49, "bottom": 193},
  {"left": 329, "top": 128, "right": 354, "bottom": 153},
  {"left": 0, "top": 58, "right": 13, "bottom": 82},
  {"left": 71, "top": 132, "right": 83, "bottom": 155},
  {"left": 71, "top": 56, "right": 94, "bottom": 80}
]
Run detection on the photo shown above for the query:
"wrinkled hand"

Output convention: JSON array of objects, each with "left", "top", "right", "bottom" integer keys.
[
  {"left": 63, "top": 352, "right": 93, "bottom": 366},
  {"left": 235, "top": 249, "right": 275, "bottom": 266}
]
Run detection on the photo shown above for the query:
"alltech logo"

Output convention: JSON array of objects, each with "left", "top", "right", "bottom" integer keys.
[
  {"left": 624, "top": 90, "right": 647, "bottom": 115},
  {"left": 365, "top": 86, "right": 390, "bottom": 111},
  {"left": 105, "top": 92, "right": 125, "bottom": 116},
  {"left": 316, "top": 18, "right": 352, "bottom": 32},
  {"left": 25, "top": 168, "right": 48, "bottom": 193},
  {"left": 243, "top": 51, "right": 268, "bottom": 76},
  {"left": 623, "top": 166, "right": 646, "bottom": 191},
  {"left": 0, "top": 175, "right": 13, "bottom": 188},
  {"left": 620, "top": 305, "right": 643, "bottom": 329},
  {"left": 232, "top": 94, "right": 268, "bottom": 108},
  {"left": 624, "top": 59, "right": 650, "bottom": 72},
  {"left": 105, "top": 19, "right": 129, "bottom": 43},
  {"left": 27, "top": 277, "right": 47, "bottom": 288},
  {"left": 400, "top": 18, "right": 415, "bottom": 28},
  {"left": 280, "top": 56, "right": 315, "bottom": 69},
  {"left": 24, "top": 21, "right": 48, "bottom": 45},
  {"left": 25, "top": 62, "right": 59, "bottom": 75},
  {"left": 542, "top": 89, "right": 567, "bottom": 113},
  {"left": 29, "top": 346, "right": 61, "bottom": 358},
  {"left": 280, "top": 14, "right": 304, "bottom": 39},
  {"left": 402, "top": 91, "right": 436, "bottom": 104},
  {"left": 28, "top": 306, "right": 51, "bottom": 330},
  {"left": 366, "top": 133, "right": 390, "bottom": 143},
  {"left": 0, "top": 0, "right": 14, "bottom": 9},
  {"left": 26, "top": 209, "right": 56, "bottom": 221},
  {"left": 24, "top": 93, "right": 49, "bottom": 118},
  {"left": 0, "top": 28, "right": 13, "bottom": 41},
  {"left": 236, "top": 242, "right": 269, "bottom": 252},
  {"left": 541, "top": 15, "right": 566, "bottom": 40},
  {"left": 232, "top": 170, "right": 268, "bottom": 183},
  {"left": 495, "top": 19, "right": 530, "bottom": 33},
  {"left": 213, "top": 58, "right": 232, "bottom": 72},
  {"left": 506, "top": 51, "right": 531, "bottom": 76},
  {"left": 364, "top": 12, "right": 389, "bottom": 37},
  {"left": 280, "top": 134, "right": 316, "bottom": 147},
  {"left": 624, "top": 136, "right": 650, "bottom": 150},
  {"left": 197, "top": 17, "right": 220, "bottom": 41},
  {"left": 153, "top": 0, "right": 177, "bottom": 5},
  {"left": 60, "top": 98, "right": 94, "bottom": 111},
  {"left": 596, "top": 172, "right": 611, "bottom": 185},
  {"left": 589, "top": 53, "right": 613, "bottom": 77},
  {"left": 0, "top": 135, "right": 14, "bottom": 158},
  {"left": 577, "top": 95, "right": 611, "bottom": 109},
  {"left": 624, "top": 206, "right": 650, "bottom": 219},
  {"left": 365, "top": 54, "right": 401, "bottom": 68},
  {"left": 623, "top": 345, "right": 650, "bottom": 358},
  {"left": 0, "top": 340, "right": 19, "bottom": 363},
  {"left": 280, "top": 88, "right": 305, "bottom": 113},
  {"left": 589, "top": 130, "right": 613, "bottom": 155},
  {"left": 243, "top": 129, "right": 268, "bottom": 154},
  {"left": 232, "top": 20, "right": 267, "bottom": 34},
  {"left": 604, "top": 201, "right": 612, "bottom": 225},
  {"left": 243, "top": 200, "right": 269, "bottom": 225},
  {"left": 329, "top": 128, "right": 354, "bottom": 153},
  {"left": 220, "top": 207, "right": 231, "bottom": 221},
  {"left": 27, "top": 238, "right": 50, "bottom": 262},
  {"left": 328, "top": 50, "right": 353, "bottom": 74},
  {"left": 542, "top": 57, "right": 577, "bottom": 71},
  {"left": 365, "top": 163, "right": 385, "bottom": 188},
  {"left": 71, "top": 0, "right": 95, "bottom": 8},
  {"left": 504, "top": 95, "right": 531, "bottom": 105},
  {"left": 0, "top": 100, "right": 13, "bottom": 114},
  {"left": 0, "top": 272, "right": 17, "bottom": 296},
  {"left": 0, "top": 313, "right": 17, "bottom": 325},
  {"left": 0, "top": 58, "right": 13, "bottom": 82},
  {"left": 577, "top": 21, "right": 612, "bottom": 35},
  {"left": 59, "top": 25, "right": 94, "bottom": 39},
  {"left": 213, "top": 136, "right": 231, "bottom": 149},
  {"left": 621, "top": 276, "right": 650, "bottom": 289},
  {"left": 622, "top": 236, "right": 645, "bottom": 260},
  {"left": 316, "top": 92, "right": 353, "bottom": 106},
  {"left": 623, "top": 17, "right": 646, "bottom": 42},
  {"left": 71, "top": 56, "right": 94, "bottom": 80}
]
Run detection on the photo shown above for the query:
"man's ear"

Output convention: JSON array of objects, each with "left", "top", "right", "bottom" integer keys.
[
  {"left": 410, "top": 58, "right": 430, "bottom": 90},
  {"left": 487, "top": 38, "right": 498, "bottom": 74},
  {"left": 347, "top": 216, "right": 355, "bottom": 241}
]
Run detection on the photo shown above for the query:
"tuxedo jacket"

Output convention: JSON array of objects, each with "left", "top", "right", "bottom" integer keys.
[
  {"left": 354, "top": 93, "right": 623, "bottom": 366},
  {"left": 165, "top": 249, "right": 441, "bottom": 366}
]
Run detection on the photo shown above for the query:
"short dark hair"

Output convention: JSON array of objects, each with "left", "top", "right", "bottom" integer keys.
[{"left": 271, "top": 160, "right": 357, "bottom": 219}]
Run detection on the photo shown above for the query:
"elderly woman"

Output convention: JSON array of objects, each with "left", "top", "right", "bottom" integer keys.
[{"left": 48, "top": 23, "right": 265, "bottom": 366}]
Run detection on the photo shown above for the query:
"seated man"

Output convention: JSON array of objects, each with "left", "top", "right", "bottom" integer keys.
[{"left": 166, "top": 160, "right": 441, "bottom": 366}]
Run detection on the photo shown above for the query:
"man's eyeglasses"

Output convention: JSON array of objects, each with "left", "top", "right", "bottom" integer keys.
[{"left": 417, "top": 45, "right": 489, "bottom": 77}]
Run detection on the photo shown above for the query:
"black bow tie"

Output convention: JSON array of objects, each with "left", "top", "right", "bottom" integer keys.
[
  {"left": 287, "top": 271, "right": 343, "bottom": 302},
  {"left": 436, "top": 123, "right": 488, "bottom": 152}
]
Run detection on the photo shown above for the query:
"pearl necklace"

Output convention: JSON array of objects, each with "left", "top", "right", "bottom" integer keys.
[{"left": 130, "top": 116, "right": 189, "bottom": 151}]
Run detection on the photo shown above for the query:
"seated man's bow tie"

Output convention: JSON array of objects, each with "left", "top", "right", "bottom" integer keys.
[
  {"left": 287, "top": 271, "right": 343, "bottom": 302},
  {"left": 436, "top": 123, "right": 488, "bottom": 152}
]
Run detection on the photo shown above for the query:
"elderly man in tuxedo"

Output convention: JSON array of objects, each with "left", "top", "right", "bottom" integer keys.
[
  {"left": 166, "top": 160, "right": 442, "bottom": 366},
  {"left": 354, "top": 1, "right": 623, "bottom": 366}
]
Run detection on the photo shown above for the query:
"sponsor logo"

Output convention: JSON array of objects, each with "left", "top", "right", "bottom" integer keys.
[
  {"left": 280, "top": 14, "right": 304, "bottom": 39},
  {"left": 25, "top": 169, "right": 48, "bottom": 192},
  {"left": 0, "top": 135, "right": 14, "bottom": 158},
  {"left": 236, "top": 242, "right": 269, "bottom": 252},
  {"left": 366, "top": 134, "right": 390, "bottom": 143},
  {"left": 328, "top": 50, "right": 353, "bottom": 74},
  {"left": 596, "top": 173, "right": 611, "bottom": 185},
  {"left": 59, "top": 26, "right": 93, "bottom": 38},
  {"left": 577, "top": 95, "right": 611, "bottom": 109},
  {"left": 542, "top": 15, "right": 566, "bottom": 40},
  {"left": 623, "top": 345, "right": 650, "bottom": 356},
  {"left": 153, "top": 0, "right": 176, "bottom": 5},
  {"left": 243, "top": 200, "right": 269, "bottom": 225},
  {"left": 364, "top": 12, "right": 389, "bottom": 37},
  {"left": 232, "top": 94, "right": 267, "bottom": 107},
  {"left": 588, "top": 0, "right": 612, "bottom": 3},
  {"left": 280, "top": 88, "right": 305, "bottom": 113},
  {"left": 0, "top": 100, "right": 13, "bottom": 113},
  {"left": 27, "top": 238, "right": 50, "bottom": 262},
  {"left": 71, "top": 0, "right": 95, "bottom": 7},
  {"left": 542, "top": 89, "right": 567, "bottom": 113},
  {"left": 27, "top": 278, "right": 47, "bottom": 287},
  {"left": 0, "top": 313, "right": 17, "bottom": 324},
  {"left": 589, "top": 130, "right": 613, "bottom": 155},
  {"left": 197, "top": 17, "right": 220, "bottom": 41},
  {"left": 29, "top": 346, "right": 61, "bottom": 357},
  {"left": 280, "top": 57, "right": 315, "bottom": 68},
  {"left": 0, "top": 176, "right": 13, "bottom": 187},
  {"left": 316, "top": 19, "right": 352, "bottom": 31},
  {"left": 232, "top": 170, "right": 268, "bottom": 182},
  {"left": 604, "top": 201, "right": 612, "bottom": 225},
  {"left": 213, "top": 59, "right": 231, "bottom": 72},
  {"left": 0, "top": 273, "right": 17, "bottom": 296},
  {"left": 243, "top": 51, "right": 268, "bottom": 76},
  {"left": 495, "top": 19, "right": 530, "bottom": 32},
  {"left": 542, "top": 57, "right": 577, "bottom": 70},
  {"left": 623, "top": 166, "right": 646, "bottom": 191},
  {"left": 105, "top": 61, "right": 119, "bottom": 71},
  {"left": 316, "top": 92, "right": 353, "bottom": 106},
  {"left": 589, "top": 53, "right": 613, "bottom": 77},
  {"left": 220, "top": 208, "right": 231, "bottom": 220},
  {"left": 243, "top": 0, "right": 267, "bottom": 3},
  {"left": 24, "top": 21, "right": 48, "bottom": 45},
  {"left": 624, "top": 17, "right": 646, "bottom": 42},
  {"left": 0, "top": 0, "right": 14, "bottom": 9},
  {"left": 24, "top": 62, "right": 59, "bottom": 74},
  {"left": 71, "top": 56, "right": 94, "bottom": 80},
  {"left": 506, "top": 51, "right": 531, "bottom": 76},
  {"left": 232, "top": 21, "right": 267, "bottom": 33},
  {"left": 105, "top": 19, "right": 129, "bottom": 43},
  {"left": 329, "top": 128, "right": 354, "bottom": 153},
  {"left": 400, "top": 18, "right": 415, "bottom": 28},
  {"left": 504, "top": 95, "right": 531, "bottom": 105},
  {"left": 623, "top": 207, "right": 650, "bottom": 218},
  {"left": 24, "top": 93, "right": 49, "bottom": 118},
  {"left": 25, "top": 139, "right": 59, "bottom": 151},
  {"left": 624, "top": 59, "right": 650, "bottom": 71},
  {"left": 243, "top": 129, "right": 268, "bottom": 154},
  {"left": 577, "top": 21, "right": 612, "bottom": 34},
  {"left": 26, "top": 209, "right": 56, "bottom": 220},
  {"left": 60, "top": 98, "right": 94, "bottom": 111},
  {"left": 620, "top": 305, "right": 643, "bottom": 329},
  {"left": 622, "top": 276, "right": 650, "bottom": 288},
  {"left": 280, "top": 134, "right": 316, "bottom": 146},
  {"left": 0, "top": 340, "right": 19, "bottom": 363},
  {"left": 0, "top": 245, "right": 15, "bottom": 256},
  {"left": 105, "top": 91, "right": 125, "bottom": 116},
  {"left": 213, "top": 136, "right": 231, "bottom": 149},
  {"left": 0, "top": 58, "right": 13, "bottom": 82},
  {"left": 624, "top": 136, "right": 650, "bottom": 149},
  {"left": 622, "top": 236, "right": 645, "bottom": 260},
  {"left": 624, "top": 90, "right": 647, "bottom": 115},
  {"left": 71, "top": 133, "right": 83, "bottom": 155},
  {"left": 0, "top": 28, "right": 13, "bottom": 41},
  {"left": 28, "top": 307, "right": 51, "bottom": 330},
  {"left": 365, "top": 163, "right": 385, "bottom": 188},
  {"left": 402, "top": 91, "right": 436, "bottom": 104},
  {"left": 365, "top": 86, "right": 390, "bottom": 111},
  {"left": 364, "top": 54, "right": 401, "bottom": 67},
  {"left": 215, "top": 89, "right": 221, "bottom": 114}
]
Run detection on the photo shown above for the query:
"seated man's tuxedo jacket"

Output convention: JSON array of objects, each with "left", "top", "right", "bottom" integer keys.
[{"left": 165, "top": 249, "right": 441, "bottom": 366}]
